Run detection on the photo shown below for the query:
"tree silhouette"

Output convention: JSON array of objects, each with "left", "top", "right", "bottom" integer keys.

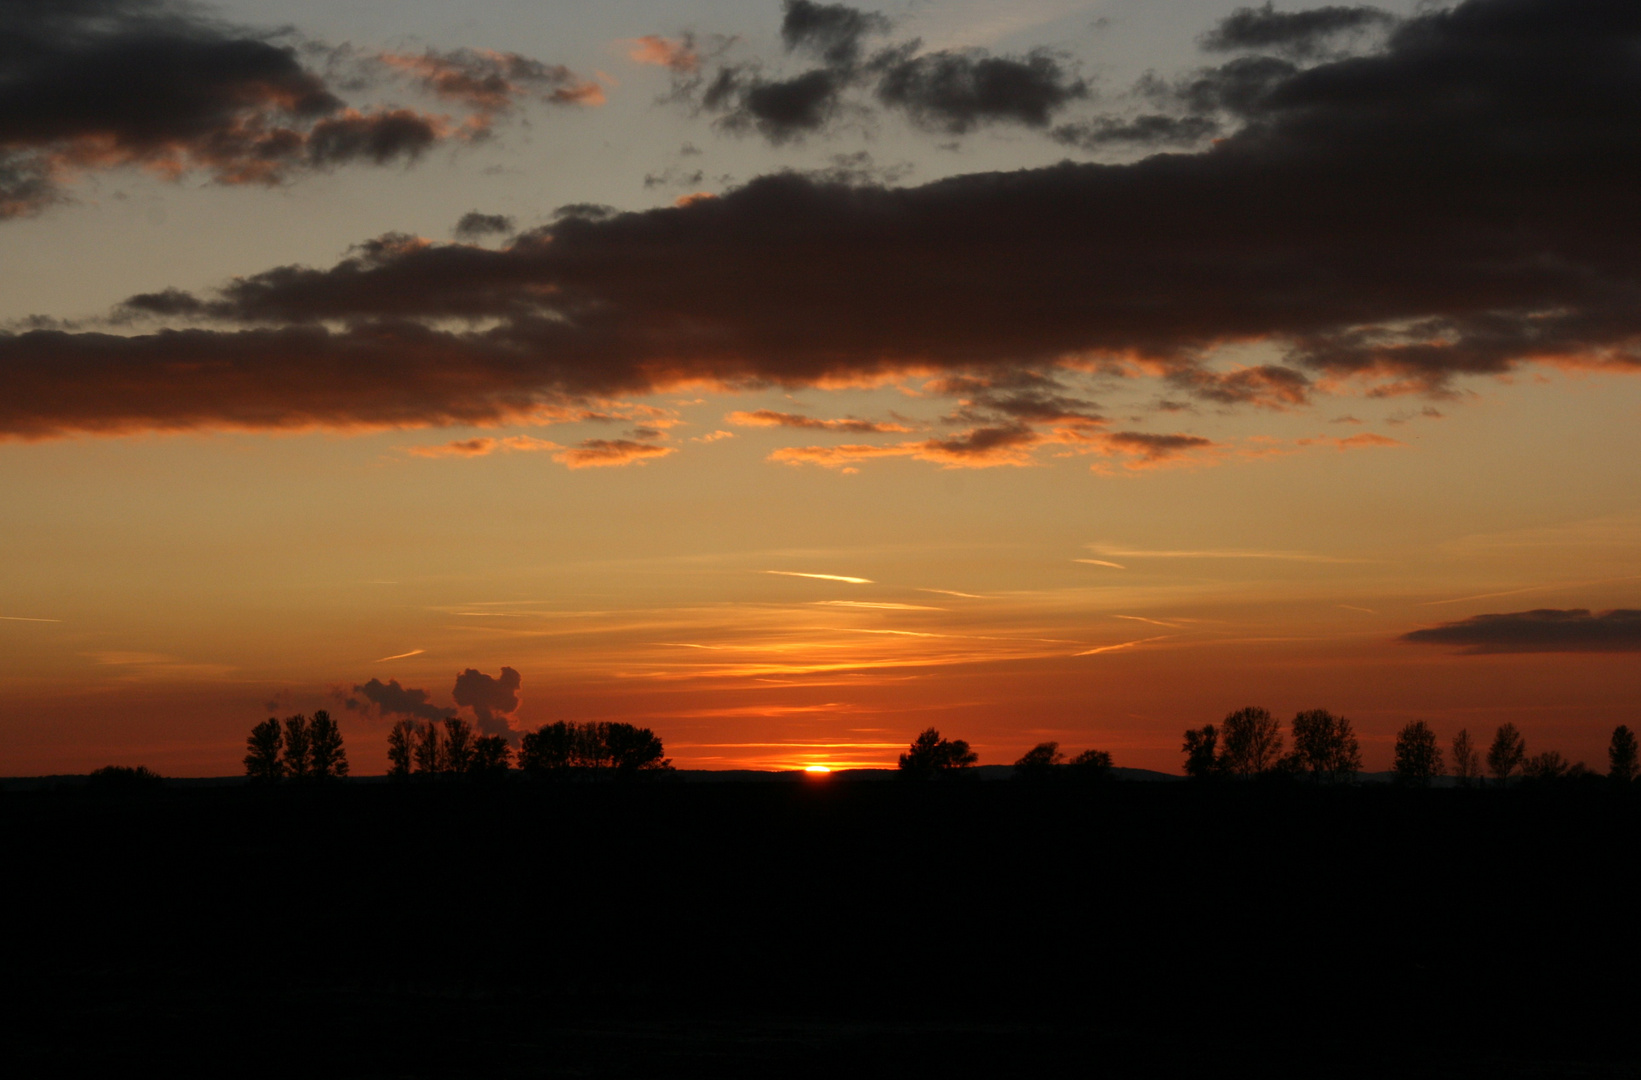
[
  {"left": 1290, "top": 709, "right": 1362, "bottom": 783},
  {"left": 1014, "top": 741, "right": 1063, "bottom": 780},
  {"left": 605, "top": 722, "right": 671, "bottom": 773},
  {"left": 442, "top": 716, "right": 475, "bottom": 775},
  {"left": 1068, "top": 748, "right": 1112, "bottom": 780},
  {"left": 518, "top": 721, "right": 575, "bottom": 776},
  {"left": 1392, "top": 721, "right": 1442, "bottom": 786},
  {"left": 244, "top": 718, "right": 284, "bottom": 783},
  {"left": 1487, "top": 723, "right": 1527, "bottom": 786},
  {"left": 1450, "top": 729, "right": 1481, "bottom": 788},
  {"left": 1182, "top": 725, "right": 1220, "bottom": 779},
  {"left": 1522, "top": 750, "right": 1569, "bottom": 782},
  {"left": 1609, "top": 726, "right": 1638, "bottom": 784},
  {"left": 898, "top": 728, "right": 978, "bottom": 775},
  {"left": 1218, "top": 707, "right": 1283, "bottom": 777},
  {"left": 86, "top": 765, "right": 164, "bottom": 791},
  {"left": 413, "top": 721, "right": 443, "bottom": 776},
  {"left": 517, "top": 721, "right": 669, "bottom": 777},
  {"left": 386, "top": 719, "right": 415, "bottom": 780},
  {"left": 281, "top": 714, "right": 312, "bottom": 780},
  {"left": 308, "top": 710, "right": 348, "bottom": 780},
  {"left": 470, "top": 734, "right": 512, "bottom": 775}
]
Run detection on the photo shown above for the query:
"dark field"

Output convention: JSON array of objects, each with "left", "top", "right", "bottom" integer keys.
[{"left": 4, "top": 779, "right": 1639, "bottom": 1077}]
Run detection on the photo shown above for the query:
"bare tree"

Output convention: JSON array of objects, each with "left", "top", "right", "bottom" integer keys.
[
  {"left": 442, "top": 716, "right": 475, "bottom": 775},
  {"left": 1218, "top": 707, "right": 1283, "bottom": 777},
  {"left": 1182, "top": 725, "right": 1220, "bottom": 779},
  {"left": 413, "top": 721, "right": 443, "bottom": 776},
  {"left": 281, "top": 714, "right": 312, "bottom": 780},
  {"left": 1487, "top": 723, "right": 1527, "bottom": 786},
  {"left": 1609, "top": 725, "right": 1638, "bottom": 784},
  {"left": 308, "top": 710, "right": 348, "bottom": 780},
  {"left": 1392, "top": 721, "right": 1443, "bottom": 787},
  {"left": 386, "top": 719, "right": 415, "bottom": 780},
  {"left": 898, "top": 728, "right": 978, "bottom": 776},
  {"left": 1014, "top": 741, "right": 1063, "bottom": 780},
  {"left": 1451, "top": 729, "right": 1481, "bottom": 788},
  {"left": 1290, "top": 709, "right": 1363, "bottom": 783},
  {"left": 244, "top": 718, "right": 284, "bottom": 783}
]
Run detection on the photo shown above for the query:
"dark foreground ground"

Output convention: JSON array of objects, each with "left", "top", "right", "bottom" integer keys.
[{"left": 4, "top": 778, "right": 1638, "bottom": 1077}]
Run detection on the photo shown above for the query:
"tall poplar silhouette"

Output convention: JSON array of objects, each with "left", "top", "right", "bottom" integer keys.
[
  {"left": 244, "top": 718, "right": 284, "bottom": 783},
  {"left": 442, "top": 716, "right": 475, "bottom": 775},
  {"left": 308, "top": 710, "right": 348, "bottom": 780},
  {"left": 386, "top": 719, "right": 415, "bottom": 779},
  {"left": 1609, "top": 726, "right": 1638, "bottom": 784},
  {"left": 1450, "top": 729, "right": 1481, "bottom": 787},
  {"left": 281, "top": 714, "right": 312, "bottom": 780},
  {"left": 1487, "top": 723, "right": 1527, "bottom": 785},
  {"left": 413, "top": 721, "right": 443, "bottom": 775}
]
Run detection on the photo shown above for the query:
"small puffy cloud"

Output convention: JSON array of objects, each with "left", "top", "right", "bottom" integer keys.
[
  {"left": 770, "top": 423, "right": 1039, "bottom": 469},
  {"left": 348, "top": 677, "right": 454, "bottom": 722},
  {"left": 378, "top": 48, "right": 604, "bottom": 116},
  {"left": 453, "top": 212, "right": 516, "bottom": 241},
  {"left": 875, "top": 48, "right": 1090, "bottom": 134},
  {"left": 452, "top": 666, "right": 522, "bottom": 735},
  {"left": 1402, "top": 609, "right": 1641, "bottom": 653}
]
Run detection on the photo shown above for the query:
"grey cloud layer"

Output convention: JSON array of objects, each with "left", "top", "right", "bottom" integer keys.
[
  {"left": 2, "top": 0, "right": 1639, "bottom": 437},
  {"left": 1403, "top": 609, "right": 1641, "bottom": 653}
]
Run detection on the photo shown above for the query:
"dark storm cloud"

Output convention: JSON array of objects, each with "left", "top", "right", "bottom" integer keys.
[
  {"left": 695, "top": 1, "right": 1085, "bottom": 140},
  {"left": 1202, "top": 3, "right": 1397, "bottom": 58},
  {"left": 348, "top": 677, "right": 455, "bottom": 722},
  {"left": 5, "top": 0, "right": 1641, "bottom": 436},
  {"left": 781, "top": 0, "right": 891, "bottom": 66},
  {"left": 0, "top": 0, "right": 584, "bottom": 218},
  {"left": 453, "top": 212, "right": 515, "bottom": 241},
  {"left": 1402, "top": 609, "right": 1641, "bottom": 653},
  {"left": 1052, "top": 113, "right": 1221, "bottom": 150},
  {"left": 451, "top": 666, "right": 522, "bottom": 736},
  {"left": 874, "top": 49, "right": 1089, "bottom": 133}
]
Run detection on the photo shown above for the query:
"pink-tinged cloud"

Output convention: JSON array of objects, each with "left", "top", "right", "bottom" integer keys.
[
  {"left": 727, "top": 409, "right": 913, "bottom": 433},
  {"left": 378, "top": 49, "right": 604, "bottom": 114},
  {"left": 626, "top": 35, "right": 700, "bottom": 73},
  {"left": 553, "top": 439, "right": 676, "bottom": 468}
]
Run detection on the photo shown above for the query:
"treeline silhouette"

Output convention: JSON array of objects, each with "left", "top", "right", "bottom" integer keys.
[
  {"left": 243, "top": 711, "right": 348, "bottom": 782},
  {"left": 1182, "top": 708, "right": 1639, "bottom": 786}
]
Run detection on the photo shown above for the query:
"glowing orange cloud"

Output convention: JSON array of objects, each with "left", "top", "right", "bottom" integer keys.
[
  {"left": 728, "top": 410, "right": 913, "bottom": 434},
  {"left": 625, "top": 35, "right": 700, "bottom": 73},
  {"left": 552, "top": 439, "right": 676, "bottom": 468}
]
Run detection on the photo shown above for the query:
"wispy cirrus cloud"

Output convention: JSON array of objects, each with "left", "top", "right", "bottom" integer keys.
[{"left": 727, "top": 409, "right": 912, "bottom": 433}]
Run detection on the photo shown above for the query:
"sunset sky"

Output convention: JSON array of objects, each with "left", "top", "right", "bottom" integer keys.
[{"left": 2, "top": 0, "right": 1638, "bottom": 776}]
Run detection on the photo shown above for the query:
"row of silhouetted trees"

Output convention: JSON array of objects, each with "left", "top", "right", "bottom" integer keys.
[
  {"left": 1182, "top": 708, "right": 1639, "bottom": 786},
  {"left": 383, "top": 718, "right": 672, "bottom": 779},
  {"left": 244, "top": 712, "right": 349, "bottom": 782}
]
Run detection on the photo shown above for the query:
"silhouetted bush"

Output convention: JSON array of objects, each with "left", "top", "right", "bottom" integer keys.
[
  {"left": 897, "top": 728, "right": 977, "bottom": 777},
  {"left": 86, "top": 765, "right": 164, "bottom": 791},
  {"left": 1393, "top": 721, "right": 1442, "bottom": 787},
  {"left": 1522, "top": 750, "right": 1570, "bottom": 782}
]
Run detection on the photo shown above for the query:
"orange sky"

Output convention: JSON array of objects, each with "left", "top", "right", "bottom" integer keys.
[{"left": 3, "top": 0, "right": 1639, "bottom": 776}]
